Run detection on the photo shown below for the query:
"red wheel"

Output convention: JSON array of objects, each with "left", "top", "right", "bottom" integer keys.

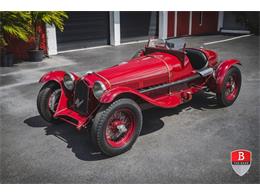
[
  {"left": 48, "top": 88, "right": 61, "bottom": 113},
  {"left": 37, "top": 82, "right": 62, "bottom": 123},
  {"left": 217, "top": 66, "right": 241, "bottom": 107},
  {"left": 105, "top": 108, "right": 136, "bottom": 148},
  {"left": 225, "top": 73, "right": 239, "bottom": 101},
  {"left": 91, "top": 99, "right": 143, "bottom": 156}
]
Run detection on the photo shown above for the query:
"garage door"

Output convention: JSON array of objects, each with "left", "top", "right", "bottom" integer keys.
[
  {"left": 177, "top": 12, "right": 190, "bottom": 36},
  {"left": 192, "top": 12, "right": 218, "bottom": 35},
  {"left": 120, "top": 12, "right": 159, "bottom": 43},
  {"left": 223, "top": 12, "right": 248, "bottom": 30},
  {"left": 56, "top": 12, "right": 110, "bottom": 51}
]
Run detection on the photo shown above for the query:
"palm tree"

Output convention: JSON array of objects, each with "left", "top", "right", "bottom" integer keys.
[
  {"left": 0, "top": 11, "right": 68, "bottom": 63},
  {"left": 0, "top": 11, "right": 31, "bottom": 48},
  {"left": 30, "top": 11, "right": 68, "bottom": 50},
  {"left": 0, "top": 11, "right": 31, "bottom": 66}
]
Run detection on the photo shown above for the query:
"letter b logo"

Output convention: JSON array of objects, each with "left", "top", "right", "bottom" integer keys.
[{"left": 238, "top": 152, "right": 245, "bottom": 160}]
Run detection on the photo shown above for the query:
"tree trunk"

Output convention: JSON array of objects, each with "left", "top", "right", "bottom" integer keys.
[
  {"left": 35, "top": 32, "right": 40, "bottom": 50},
  {"left": 34, "top": 24, "right": 40, "bottom": 50}
]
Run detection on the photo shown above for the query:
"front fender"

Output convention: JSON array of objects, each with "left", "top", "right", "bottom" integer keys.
[
  {"left": 99, "top": 86, "right": 182, "bottom": 108},
  {"left": 100, "top": 86, "right": 144, "bottom": 104},
  {"left": 215, "top": 59, "right": 241, "bottom": 93},
  {"left": 39, "top": 70, "right": 79, "bottom": 86}
]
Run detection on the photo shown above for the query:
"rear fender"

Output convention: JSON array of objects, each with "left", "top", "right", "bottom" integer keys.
[{"left": 215, "top": 59, "right": 241, "bottom": 93}]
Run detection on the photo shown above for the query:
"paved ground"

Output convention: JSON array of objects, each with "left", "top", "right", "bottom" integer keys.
[{"left": 0, "top": 35, "right": 259, "bottom": 183}]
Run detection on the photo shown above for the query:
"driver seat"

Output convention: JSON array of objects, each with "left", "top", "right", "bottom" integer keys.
[{"left": 185, "top": 48, "right": 208, "bottom": 70}]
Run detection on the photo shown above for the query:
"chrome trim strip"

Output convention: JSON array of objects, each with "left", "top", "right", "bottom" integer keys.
[
  {"left": 139, "top": 74, "right": 201, "bottom": 93},
  {"left": 197, "top": 67, "right": 213, "bottom": 77}
]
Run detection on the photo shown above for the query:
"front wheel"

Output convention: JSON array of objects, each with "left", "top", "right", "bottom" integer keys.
[
  {"left": 91, "top": 98, "right": 143, "bottom": 156},
  {"left": 217, "top": 66, "right": 242, "bottom": 107},
  {"left": 37, "top": 82, "right": 61, "bottom": 123}
]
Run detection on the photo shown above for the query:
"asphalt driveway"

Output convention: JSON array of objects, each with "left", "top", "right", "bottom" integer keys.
[{"left": 0, "top": 35, "right": 259, "bottom": 183}]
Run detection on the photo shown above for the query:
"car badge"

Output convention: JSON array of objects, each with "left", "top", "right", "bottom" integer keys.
[
  {"left": 75, "top": 98, "right": 84, "bottom": 108},
  {"left": 231, "top": 149, "right": 252, "bottom": 176}
]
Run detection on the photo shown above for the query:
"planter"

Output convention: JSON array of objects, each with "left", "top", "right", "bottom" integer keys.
[
  {"left": 28, "top": 49, "right": 44, "bottom": 62},
  {"left": 1, "top": 53, "right": 14, "bottom": 67}
]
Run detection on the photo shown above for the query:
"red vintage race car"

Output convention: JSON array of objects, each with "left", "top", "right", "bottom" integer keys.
[{"left": 37, "top": 38, "right": 242, "bottom": 156}]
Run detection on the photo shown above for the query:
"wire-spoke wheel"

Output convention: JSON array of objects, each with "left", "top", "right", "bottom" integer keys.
[
  {"left": 91, "top": 98, "right": 142, "bottom": 156},
  {"left": 105, "top": 108, "right": 136, "bottom": 148},
  {"left": 217, "top": 66, "right": 241, "bottom": 107},
  {"left": 37, "top": 82, "right": 62, "bottom": 123}
]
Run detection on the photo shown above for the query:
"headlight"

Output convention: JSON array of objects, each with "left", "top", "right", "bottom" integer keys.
[
  {"left": 93, "top": 81, "right": 107, "bottom": 99},
  {"left": 63, "top": 73, "right": 75, "bottom": 91}
]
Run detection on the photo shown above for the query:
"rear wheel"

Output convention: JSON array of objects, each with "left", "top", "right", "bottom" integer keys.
[
  {"left": 37, "top": 82, "right": 61, "bottom": 123},
  {"left": 217, "top": 66, "right": 241, "bottom": 107},
  {"left": 91, "top": 98, "right": 143, "bottom": 156}
]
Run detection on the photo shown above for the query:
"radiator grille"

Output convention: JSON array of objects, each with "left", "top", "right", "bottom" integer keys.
[{"left": 73, "top": 79, "right": 89, "bottom": 115}]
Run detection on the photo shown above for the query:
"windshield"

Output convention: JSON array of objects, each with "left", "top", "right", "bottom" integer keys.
[
  {"left": 147, "top": 38, "right": 167, "bottom": 48},
  {"left": 147, "top": 38, "right": 186, "bottom": 50},
  {"left": 166, "top": 38, "right": 186, "bottom": 50}
]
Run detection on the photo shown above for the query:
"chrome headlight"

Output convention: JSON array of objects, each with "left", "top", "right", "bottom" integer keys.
[
  {"left": 93, "top": 81, "right": 107, "bottom": 99},
  {"left": 63, "top": 73, "right": 75, "bottom": 91}
]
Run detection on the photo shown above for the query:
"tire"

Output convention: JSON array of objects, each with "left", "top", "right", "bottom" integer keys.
[
  {"left": 217, "top": 66, "right": 242, "bottom": 107},
  {"left": 37, "top": 82, "right": 61, "bottom": 123},
  {"left": 91, "top": 98, "right": 143, "bottom": 156}
]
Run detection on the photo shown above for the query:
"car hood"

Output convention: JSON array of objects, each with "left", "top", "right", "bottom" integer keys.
[{"left": 95, "top": 55, "right": 169, "bottom": 89}]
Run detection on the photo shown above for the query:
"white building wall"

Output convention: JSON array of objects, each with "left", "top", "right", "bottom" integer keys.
[
  {"left": 46, "top": 11, "right": 169, "bottom": 55},
  {"left": 189, "top": 11, "right": 193, "bottom": 35},
  {"left": 46, "top": 24, "right": 57, "bottom": 56},
  {"left": 109, "top": 11, "right": 121, "bottom": 46},
  {"left": 159, "top": 11, "right": 168, "bottom": 39},
  {"left": 174, "top": 11, "right": 178, "bottom": 37},
  {"left": 218, "top": 11, "right": 224, "bottom": 31}
]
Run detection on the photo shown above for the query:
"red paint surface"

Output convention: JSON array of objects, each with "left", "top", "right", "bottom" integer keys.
[
  {"left": 167, "top": 11, "right": 175, "bottom": 37},
  {"left": 177, "top": 12, "right": 190, "bottom": 36},
  {"left": 6, "top": 25, "right": 47, "bottom": 61},
  {"left": 203, "top": 49, "right": 218, "bottom": 66},
  {"left": 231, "top": 150, "right": 251, "bottom": 163},
  {"left": 96, "top": 55, "right": 169, "bottom": 89},
  {"left": 215, "top": 59, "right": 241, "bottom": 93},
  {"left": 39, "top": 44, "right": 229, "bottom": 129},
  {"left": 192, "top": 12, "right": 218, "bottom": 35},
  {"left": 39, "top": 70, "right": 81, "bottom": 85}
]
